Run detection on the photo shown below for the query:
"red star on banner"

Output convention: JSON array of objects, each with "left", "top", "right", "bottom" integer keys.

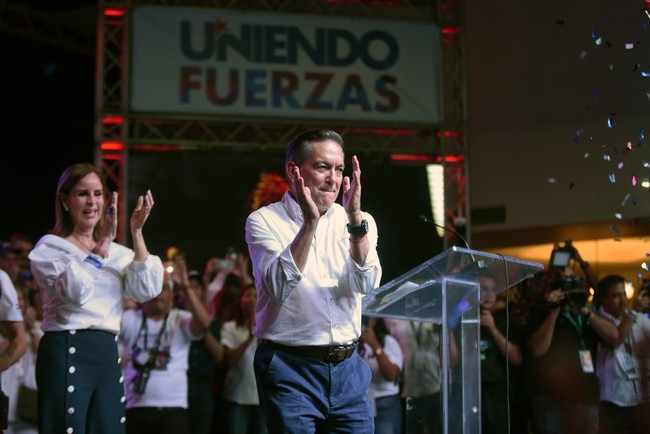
[{"left": 215, "top": 19, "right": 229, "bottom": 34}]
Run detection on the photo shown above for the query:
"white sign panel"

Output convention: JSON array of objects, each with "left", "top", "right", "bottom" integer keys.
[{"left": 131, "top": 6, "right": 440, "bottom": 124}]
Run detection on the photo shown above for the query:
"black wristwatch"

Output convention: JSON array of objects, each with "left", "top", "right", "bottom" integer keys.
[{"left": 347, "top": 219, "right": 369, "bottom": 236}]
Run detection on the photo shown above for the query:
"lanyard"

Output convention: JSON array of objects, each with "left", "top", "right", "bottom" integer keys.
[
  {"left": 562, "top": 310, "right": 586, "bottom": 349},
  {"left": 133, "top": 311, "right": 169, "bottom": 353}
]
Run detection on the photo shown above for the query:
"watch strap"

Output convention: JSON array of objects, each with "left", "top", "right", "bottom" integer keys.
[{"left": 347, "top": 219, "right": 369, "bottom": 236}]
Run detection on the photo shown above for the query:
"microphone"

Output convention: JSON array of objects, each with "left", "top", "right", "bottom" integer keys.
[
  {"left": 419, "top": 215, "right": 487, "bottom": 278},
  {"left": 418, "top": 215, "right": 471, "bottom": 250}
]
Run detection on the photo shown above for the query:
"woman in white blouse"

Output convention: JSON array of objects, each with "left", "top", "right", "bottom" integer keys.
[{"left": 29, "top": 162, "right": 163, "bottom": 434}]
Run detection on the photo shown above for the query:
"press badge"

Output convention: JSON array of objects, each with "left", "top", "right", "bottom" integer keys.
[
  {"left": 623, "top": 357, "right": 639, "bottom": 380},
  {"left": 579, "top": 350, "right": 595, "bottom": 373}
]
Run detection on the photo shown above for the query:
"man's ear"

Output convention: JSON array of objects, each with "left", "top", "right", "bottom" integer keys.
[{"left": 285, "top": 161, "right": 297, "bottom": 182}]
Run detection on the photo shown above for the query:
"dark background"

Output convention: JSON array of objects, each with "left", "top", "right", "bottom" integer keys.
[{"left": 0, "top": 6, "right": 443, "bottom": 282}]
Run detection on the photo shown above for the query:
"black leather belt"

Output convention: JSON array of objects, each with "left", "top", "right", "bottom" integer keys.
[{"left": 261, "top": 339, "right": 358, "bottom": 363}]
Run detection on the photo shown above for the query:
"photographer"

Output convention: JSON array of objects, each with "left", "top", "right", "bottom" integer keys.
[
  {"left": 119, "top": 255, "right": 210, "bottom": 434},
  {"left": 526, "top": 243, "right": 618, "bottom": 434}
]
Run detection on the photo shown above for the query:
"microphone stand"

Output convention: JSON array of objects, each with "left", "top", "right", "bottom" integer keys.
[
  {"left": 418, "top": 215, "right": 471, "bottom": 250},
  {"left": 418, "top": 214, "right": 485, "bottom": 272}
]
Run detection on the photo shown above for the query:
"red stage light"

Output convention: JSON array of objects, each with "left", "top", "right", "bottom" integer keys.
[
  {"left": 102, "top": 115, "right": 124, "bottom": 125},
  {"left": 104, "top": 8, "right": 125, "bottom": 17},
  {"left": 101, "top": 141, "right": 124, "bottom": 151}
]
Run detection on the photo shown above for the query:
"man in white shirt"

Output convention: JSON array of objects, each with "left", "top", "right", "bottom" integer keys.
[
  {"left": 120, "top": 275, "right": 210, "bottom": 434},
  {"left": 246, "top": 129, "right": 382, "bottom": 433},
  {"left": 595, "top": 274, "right": 650, "bottom": 434},
  {"left": 0, "top": 268, "right": 27, "bottom": 431}
]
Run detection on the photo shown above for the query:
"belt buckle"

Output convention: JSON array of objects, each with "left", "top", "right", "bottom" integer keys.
[
  {"left": 327, "top": 346, "right": 345, "bottom": 362},
  {"left": 327, "top": 343, "right": 356, "bottom": 362}
]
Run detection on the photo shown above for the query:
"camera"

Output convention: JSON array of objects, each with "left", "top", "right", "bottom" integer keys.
[
  {"left": 133, "top": 364, "right": 153, "bottom": 395},
  {"left": 556, "top": 274, "right": 588, "bottom": 308},
  {"left": 550, "top": 240, "right": 575, "bottom": 269},
  {"left": 132, "top": 350, "right": 156, "bottom": 395}
]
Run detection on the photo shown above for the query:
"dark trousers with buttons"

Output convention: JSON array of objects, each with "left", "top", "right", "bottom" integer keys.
[{"left": 37, "top": 330, "right": 125, "bottom": 434}]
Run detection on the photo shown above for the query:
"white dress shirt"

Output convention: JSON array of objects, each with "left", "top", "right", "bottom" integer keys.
[{"left": 245, "top": 192, "right": 382, "bottom": 346}]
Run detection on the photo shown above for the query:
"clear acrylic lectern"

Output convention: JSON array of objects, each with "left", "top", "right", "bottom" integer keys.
[{"left": 362, "top": 247, "right": 543, "bottom": 434}]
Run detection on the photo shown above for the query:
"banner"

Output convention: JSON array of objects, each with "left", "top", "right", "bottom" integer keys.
[{"left": 131, "top": 6, "right": 440, "bottom": 124}]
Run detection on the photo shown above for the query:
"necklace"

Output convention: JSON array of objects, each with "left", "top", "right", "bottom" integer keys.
[{"left": 70, "top": 233, "right": 93, "bottom": 252}]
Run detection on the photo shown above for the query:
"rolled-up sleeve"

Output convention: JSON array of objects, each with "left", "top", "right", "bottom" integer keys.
[
  {"left": 246, "top": 211, "right": 302, "bottom": 303},
  {"left": 124, "top": 254, "right": 164, "bottom": 303},
  {"left": 345, "top": 213, "right": 382, "bottom": 295}
]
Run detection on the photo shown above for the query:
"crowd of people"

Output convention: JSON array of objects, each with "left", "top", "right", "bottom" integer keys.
[{"left": 1, "top": 129, "right": 650, "bottom": 434}]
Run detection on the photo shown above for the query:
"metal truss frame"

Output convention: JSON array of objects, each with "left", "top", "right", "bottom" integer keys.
[
  {"left": 95, "top": 0, "right": 467, "bottom": 244},
  {"left": 0, "top": 0, "right": 95, "bottom": 56}
]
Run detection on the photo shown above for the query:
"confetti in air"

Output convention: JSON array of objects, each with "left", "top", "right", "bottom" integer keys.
[
  {"left": 615, "top": 213, "right": 622, "bottom": 219},
  {"left": 622, "top": 193, "right": 631, "bottom": 206},
  {"left": 609, "top": 174, "right": 616, "bottom": 183},
  {"left": 610, "top": 224, "right": 621, "bottom": 234},
  {"left": 592, "top": 29, "right": 603, "bottom": 45}
]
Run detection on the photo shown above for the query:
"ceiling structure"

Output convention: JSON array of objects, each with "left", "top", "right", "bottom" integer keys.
[{"left": 0, "top": 0, "right": 96, "bottom": 54}]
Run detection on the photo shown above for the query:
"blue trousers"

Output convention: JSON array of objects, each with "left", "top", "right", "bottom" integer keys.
[
  {"left": 374, "top": 395, "right": 402, "bottom": 434},
  {"left": 254, "top": 342, "right": 374, "bottom": 434}
]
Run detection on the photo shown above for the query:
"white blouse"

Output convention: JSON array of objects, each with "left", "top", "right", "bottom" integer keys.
[{"left": 29, "top": 234, "right": 163, "bottom": 334}]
